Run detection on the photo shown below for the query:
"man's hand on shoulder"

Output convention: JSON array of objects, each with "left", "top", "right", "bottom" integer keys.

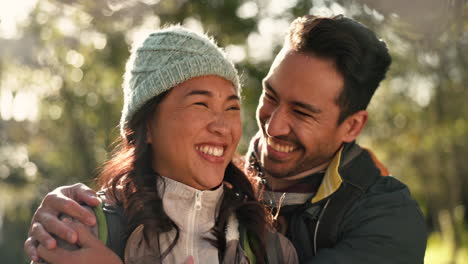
[
  {"left": 36, "top": 218, "right": 122, "bottom": 264},
  {"left": 24, "top": 183, "right": 99, "bottom": 262}
]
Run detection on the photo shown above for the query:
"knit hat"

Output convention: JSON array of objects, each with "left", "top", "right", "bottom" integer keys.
[{"left": 120, "top": 25, "right": 240, "bottom": 137}]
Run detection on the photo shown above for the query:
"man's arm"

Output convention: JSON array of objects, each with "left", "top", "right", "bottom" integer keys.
[
  {"left": 310, "top": 177, "right": 427, "bottom": 264},
  {"left": 24, "top": 183, "right": 99, "bottom": 262}
]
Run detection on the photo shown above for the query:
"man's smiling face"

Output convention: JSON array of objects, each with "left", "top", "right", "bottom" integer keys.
[{"left": 256, "top": 49, "right": 350, "bottom": 178}]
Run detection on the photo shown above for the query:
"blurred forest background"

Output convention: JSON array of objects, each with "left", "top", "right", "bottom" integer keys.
[{"left": 0, "top": 0, "right": 467, "bottom": 263}]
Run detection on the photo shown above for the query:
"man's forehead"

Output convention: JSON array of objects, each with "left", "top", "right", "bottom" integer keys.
[
  {"left": 269, "top": 47, "right": 290, "bottom": 71},
  {"left": 263, "top": 53, "right": 344, "bottom": 109}
]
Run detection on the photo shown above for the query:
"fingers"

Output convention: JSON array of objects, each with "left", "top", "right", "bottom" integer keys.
[
  {"left": 30, "top": 222, "right": 57, "bottom": 249},
  {"left": 64, "top": 218, "right": 100, "bottom": 248},
  {"left": 24, "top": 236, "right": 39, "bottom": 262},
  {"left": 35, "top": 210, "right": 77, "bottom": 244},
  {"left": 27, "top": 183, "right": 99, "bottom": 263},
  {"left": 37, "top": 244, "right": 72, "bottom": 264},
  {"left": 43, "top": 192, "right": 96, "bottom": 226},
  {"left": 66, "top": 183, "right": 100, "bottom": 207}
]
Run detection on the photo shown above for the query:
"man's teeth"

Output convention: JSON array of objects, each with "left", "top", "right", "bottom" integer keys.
[
  {"left": 196, "top": 145, "right": 224, "bottom": 157},
  {"left": 267, "top": 137, "right": 295, "bottom": 153}
]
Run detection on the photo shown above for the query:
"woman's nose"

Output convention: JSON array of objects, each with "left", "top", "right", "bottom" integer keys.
[{"left": 208, "top": 113, "right": 229, "bottom": 136}]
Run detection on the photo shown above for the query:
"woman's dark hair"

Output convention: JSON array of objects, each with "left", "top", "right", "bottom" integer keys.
[{"left": 97, "top": 91, "right": 270, "bottom": 263}]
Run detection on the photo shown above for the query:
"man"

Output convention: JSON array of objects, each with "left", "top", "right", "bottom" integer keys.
[{"left": 25, "top": 15, "right": 427, "bottom": 263}]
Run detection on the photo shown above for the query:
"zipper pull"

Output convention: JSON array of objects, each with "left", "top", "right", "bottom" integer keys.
[{"left": 194, "top": 192, "right": 202, "bottom": 211}]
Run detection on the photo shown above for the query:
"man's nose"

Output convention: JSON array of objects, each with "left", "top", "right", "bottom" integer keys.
[{"left": 265, "top": 107, "right": 291, "bottom": 137}]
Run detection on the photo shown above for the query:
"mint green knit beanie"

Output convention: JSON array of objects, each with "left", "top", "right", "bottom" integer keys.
[{"left": 120, "top": 25, "right": 240, "bottom": 137}]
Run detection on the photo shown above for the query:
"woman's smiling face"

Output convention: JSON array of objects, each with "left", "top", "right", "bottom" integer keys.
[{"left": 147, "top": 75, "right": 242, "bottom": 190}]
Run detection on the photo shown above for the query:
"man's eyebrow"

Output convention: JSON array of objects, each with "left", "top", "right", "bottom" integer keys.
[
  {"left": 292, "top": 101, "right": 322, "bottom": 114},
  {"left": 185, "top": 89, "right": 240, "bottom": 101},
  {"left": 263, "top": 80, "right": 321, "bottom": 114}
]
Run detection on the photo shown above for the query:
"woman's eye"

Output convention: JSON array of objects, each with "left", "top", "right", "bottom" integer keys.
[
  {"left": 227, "top": 106, "right": 240, "bottom": 111},
  {"left": 194, "top": 102, "right": 208, "bottom": 107}
]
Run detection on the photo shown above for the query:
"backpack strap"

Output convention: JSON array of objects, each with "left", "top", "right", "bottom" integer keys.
[
  {"left": 241, "top": 228, "right": 257, "bottom": 264},
  {"left": 96, "top": 192, "right": 127, "bottom": 261},
  {"left": 92, "top": 202, "right": 108, "bottom": 244},
  {"left": 240, "top": 225, "right": 286, "bottom": 264}
]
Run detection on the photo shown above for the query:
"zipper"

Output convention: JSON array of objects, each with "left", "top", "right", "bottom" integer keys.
[
  {"left": 187, "top": 191, "right": 203, "bottom": 261},
  {"left": 195, "top": 191, "right": 202, "bottom": 211},
  {"left": 313, "top": 198, "right": 331, "bottom": 255}
]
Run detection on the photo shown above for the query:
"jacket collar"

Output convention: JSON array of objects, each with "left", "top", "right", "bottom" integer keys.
[
  {"left": 246, "top": 134, "right": 362, "bottom": 204},
  {"left": 310, "top": 142, "right": 363, "bottom": 203},
  {"left": 310, "top": 145, "right": 344, "bottom": 203}
]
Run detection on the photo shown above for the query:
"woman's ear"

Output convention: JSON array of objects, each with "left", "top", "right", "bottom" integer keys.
[{"left": 340, "top": 110, "right": 368, "bottom": 143}]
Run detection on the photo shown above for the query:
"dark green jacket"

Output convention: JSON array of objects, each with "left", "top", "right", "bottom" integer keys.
[{"left": 251, "top": 142, "right": 427, "bottom": 263}]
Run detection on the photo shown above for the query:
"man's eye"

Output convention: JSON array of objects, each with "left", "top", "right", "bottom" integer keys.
[
  {"left": 194, "top": 102, "right": 208, "bottom": 107},
  {"left": 264, "top": 93, "right": 276, "bottom": 102},
  {"left": 294, "top": 110, "right": 312, "bottom": 118}
]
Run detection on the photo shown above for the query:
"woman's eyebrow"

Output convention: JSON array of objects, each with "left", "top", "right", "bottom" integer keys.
[
  {"left": 185, "top": 89, "right": 212, "bottom": 97},
  {"left": 227, "top": 95, "right": 240, "bottom": 101},
  {"left": 185, "top": 90, "right": 240, "bottom": 101}
]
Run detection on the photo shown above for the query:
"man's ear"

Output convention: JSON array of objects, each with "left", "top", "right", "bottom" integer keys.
[{"left": 340, "top": 110, "right": 368, "bottom": 143}]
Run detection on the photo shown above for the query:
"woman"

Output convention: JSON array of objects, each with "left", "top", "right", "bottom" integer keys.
[{"left": 34, "top": 26, "right": 297, "bottom": 264}]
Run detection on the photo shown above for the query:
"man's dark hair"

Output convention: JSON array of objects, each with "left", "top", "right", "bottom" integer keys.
[{"left": 288, "top": 15, "right": 392, "bottom": 124}]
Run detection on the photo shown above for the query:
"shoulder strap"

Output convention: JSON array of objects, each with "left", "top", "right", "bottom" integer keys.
[
  {"left": 95, "top": 192, "right": 127, "bottom": 261},
  {"left": 92, "top": 202, "right": 108, "bottom": 244},
  {"left": 241, "top": 228, "right": 257, "bottom": 264},
  {"left": 240, "top": 225, "right": 286, "bottom": 264},
  {"left": 103, "top": 203, "right": 127, "bottom": 260}
]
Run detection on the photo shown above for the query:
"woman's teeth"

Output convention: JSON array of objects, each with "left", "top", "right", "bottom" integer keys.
[
  {"left": 196, "top": 145, "right": 224, "bottom": 157},
  {"left": 267, "top": 137, "right": 295, "bottom": 153}
]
